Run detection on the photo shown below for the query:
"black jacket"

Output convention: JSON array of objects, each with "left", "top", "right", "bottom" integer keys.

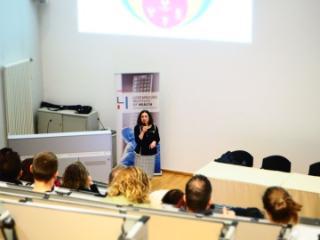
[
  {"left": 0, "top": 175, "right": 23, "bottom": 185},
  {"left": 134, "top": 124, "right": 160, "bottom": 155}
]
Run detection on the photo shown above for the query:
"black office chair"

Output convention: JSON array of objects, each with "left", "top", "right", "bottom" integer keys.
[
  {"left": 261, "top": 155, "right": 291, "bottom": 172},
  {"left": 308, "top": 162, "right": 320, "bottom": 176},
  {"left": 215, "top": 150, "right": 254, "bottom": 167}
]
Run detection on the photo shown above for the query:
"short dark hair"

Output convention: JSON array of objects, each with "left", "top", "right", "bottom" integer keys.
[
  {"left": 32, "top": 152, "right": 58, "bottom": 182},
  {"left": 0, "top": 148, "right": 14, "bottom": 155},
  {"left": 162, "top": 189, "right": 184, "bottom": 205},
  {"left": 185, "top": 175, "right": 212, "bottom": 213},
  {"left": 137, "top": 110, "right": 154, "bottom": 126},
  {"left": 20, "top": 158, "right": 34, "bottom": 183},
  {"left": 0, "top": 147, "right": 21, "bottom": 181}
]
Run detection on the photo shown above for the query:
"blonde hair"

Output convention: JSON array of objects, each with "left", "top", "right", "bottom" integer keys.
[
  {"left": 263, "top": 186, "right": 302, "bottom": 224},
  {"left": 108, "top": 165, "right": 125, "bottom": 184},
  {"left": 108, "top": 166, "right": 150, "bottom": 203}
]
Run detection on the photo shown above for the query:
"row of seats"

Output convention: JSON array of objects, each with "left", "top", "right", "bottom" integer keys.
[
  {"left": 214, "top": 150, "right": 320, "bottom": 175},
  {"left": 1, "top": 166, "right": 319, "bottom": 239},
  {"left": 0, "top": 183, "right": 301, "bottom": 240}
]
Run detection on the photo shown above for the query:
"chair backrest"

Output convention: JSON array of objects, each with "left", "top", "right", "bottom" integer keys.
[
  {"left": 0, "top": 187, "right": 302, "bottom": 240},
  {"left": 261, "top": 155, "right": 291, "bottom": 172},
  {"left": 308, "top": 162, "right": 320, "bottom": 176},
  {"left": 290, "top": 224, "right": 320, "bottom": 240},
  {"left": 1, "top": 199, "right": 149, "bottom": 240},
  {"left": 145, "top": 212, "right": 224, "bottom": 240},
  {"left": 215, "top": 150, "right": 254, "bottom": 167},
  {"left": 0, "top": 189, "right": 225, "bottom": 240},
  {"left": 235, "top": 221, "right": 283, "bottom": 240}
]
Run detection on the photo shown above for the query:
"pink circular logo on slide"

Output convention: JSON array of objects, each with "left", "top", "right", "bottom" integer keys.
[{"left": 142, "top": 0, "right": 188, "bottom": 28}]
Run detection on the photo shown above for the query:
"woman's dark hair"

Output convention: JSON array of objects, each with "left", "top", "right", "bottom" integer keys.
[
  {"left": 0, "top": 148, "right": 21, "bottom": 181},
  {"left": 137, "top": 110, "right": 154, "bottom": 126},
  {"left": 262, "top": 186, "right": 302, "bottom": 224},
  {"left": 162, "top": 189, "right": 184, "bottom": 206},
  {"left": 20, "top": 158, "right": 34, "bottom": 183},
  {"left": 62, "top": 162, "right": 89, "bottom": 190}
]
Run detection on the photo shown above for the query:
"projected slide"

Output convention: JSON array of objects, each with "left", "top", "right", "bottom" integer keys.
[{"left": 78, "top": 0, "right": 252, "bottom": 43}]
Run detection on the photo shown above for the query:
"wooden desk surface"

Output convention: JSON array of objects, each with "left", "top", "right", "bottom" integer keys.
[{"left": 196, "top": 162, "right": 320, "bottom": 218}]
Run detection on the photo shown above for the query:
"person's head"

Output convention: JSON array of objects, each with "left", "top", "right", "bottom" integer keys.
[
  {"left": 31, "top": 152, "right": 58, "bottom": 183},
  {"left": 108, "top": 165, "right": 125, "bottom": 185},
  {"left": 108, "top": 166, "right": 150, "bottom": 203},
  {"left": 162, "top": 189, "right": 185, "bottom": 208},
  {"left": 20, "top": 158, "right": 34, "bottom": 183},
  {"left": 0, "top": 147, "right": 22, "bottom": 182},
  {"left": 137, "top": 110, "right": 154, "bottom": 126},
  {"left": 0, "top": 148, "right": 14, "bottom": 155},
  {"left": 263, "top": 186, "right": 302, "bottom": 224},
  {"left": 185, "top": 175, "right": 212, "bottom": 213},
  {"left": 62, "top": 161, "right": 89, "bottom": 190}
]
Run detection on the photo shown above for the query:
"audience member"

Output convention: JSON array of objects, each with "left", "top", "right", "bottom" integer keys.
[
  {"left": 184, "top": 174, "right": 235, "bottom": 217},
  {"left": 262, "top": 186, "right": 302, "bottom": 224},
  {"left": 162, "top": 189, "right": 185, "bottom": 208},
  {"left": 31, "top": 152, "right": 58, "bottom": 193},
  {"left": 149, "top": 188, "right": 185, "bottom": 210},
  {"left": 184, "top": 174, "right": 212, "bottom": 213},
  {"left": 106, "top": 166, "right": 150, "bottom": 206},
  {"left": 108, "top": 165, "right": 126, "bottom": 185},
  {"left": 0, "top": 147, "right": 22, "bottom": 185},
  {"left": 262, "top": 187, "right": 319, "bottom": 240},
  {"left": 20, "top": 158, "right": 34, "bottom": 184},
  {"left": 62, "top": 161, "right": 100, "bottom": 194}
]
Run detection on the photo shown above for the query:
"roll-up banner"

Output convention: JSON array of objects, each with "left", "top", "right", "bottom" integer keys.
[{"left": 116, "top": 73, "right": 161, "bottom": 175}]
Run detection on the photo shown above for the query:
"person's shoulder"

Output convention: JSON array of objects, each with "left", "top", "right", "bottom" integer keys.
[
  {"left": 162, "top": 204, "right": 180, "bottom": 211},
  {"left": 133, "top": 125, "right": 140, "bottom": 132},
  {"left": 104, "top": 195, "right": 129, "bottom": 205},
  {"left": 149, "top": 189, "right": 169, "bottom": 207},
  {"left": 134, "top": 125, "right": 140, "bottom": 130}
]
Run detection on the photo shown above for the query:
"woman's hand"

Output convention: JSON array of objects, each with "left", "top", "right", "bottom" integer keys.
[
  {"left": 149, "top": 141, "right": 157, "bottom": 149},
  {"left": 142, "top": 125, "right": 150, "bottom": 132},
  {"left": 139, "top": 126, "right": 150, "bottom": 140}
]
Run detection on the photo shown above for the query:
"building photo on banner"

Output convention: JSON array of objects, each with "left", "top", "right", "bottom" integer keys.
[{"left": 116, "top": 73, "right": 161, "bottom": 175}]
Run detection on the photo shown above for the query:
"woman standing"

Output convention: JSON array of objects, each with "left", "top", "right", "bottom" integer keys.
[{"left": 134, "top": 110, "right": 160, "bottom": 178}]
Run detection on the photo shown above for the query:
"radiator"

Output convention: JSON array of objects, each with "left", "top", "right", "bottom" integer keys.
[{"left": 2, "top": 59, "right": 34, "bottom": 135}]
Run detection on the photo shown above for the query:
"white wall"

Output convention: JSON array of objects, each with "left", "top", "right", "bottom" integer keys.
[
  {"left": 40, "top": 0, "right": 320, "bottom": 174},
  {"left": 0, "top": 0, "right": 43, "bottom": 148}
]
